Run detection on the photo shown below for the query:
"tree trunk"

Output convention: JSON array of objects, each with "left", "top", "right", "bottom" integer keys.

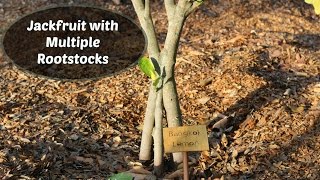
[
  {"left": 132, "top": 0, "right": 204, "bottom": 171},
  {"left": 162, "top": 5, "right": 187, "bottom": 163},
  {"left": 132, "top": 0, "right": 160, "bottom": 161},
  {"left": 139, "top": 84, "right": 156, "bottom": 160},
  {"left": 153, "top": 88, "right": 164, "bottom": 175}
]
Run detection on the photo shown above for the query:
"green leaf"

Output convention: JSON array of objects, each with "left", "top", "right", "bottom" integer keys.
[
  {"left": 108, "top": 172, "right": 133, "bottom": 180},
  {"left": 305, "top": 0, "right": 320, "bottom": 14},
  {"left": 138, "top": 57, "right": 160, "bottom": 86},
  {"left": 153, "top": 77, "right": 160, "bottom": 86}
]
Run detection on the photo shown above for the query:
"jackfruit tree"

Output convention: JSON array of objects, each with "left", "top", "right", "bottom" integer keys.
[{"left": 132, "top": 0, "right": 203, "bottom": 175}]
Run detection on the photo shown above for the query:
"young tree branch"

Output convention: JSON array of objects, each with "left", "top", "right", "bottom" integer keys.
[
  {"left": 132, "top": 0, "right": 160, "bottom": 59},
  {"left": 185, "top": 1, "right": 203, "bottom": 16},
  {"left": 132, "top": 0, "right": 161, "bottom": 160},
  {"left": 162, "top": 0, "right": 201, "bottom": 129},
  {"left": 131, "top": 0, "right": 145, "bottom": 19},
  {"left": 176, "top": 0, "right": 202, "bottom": 16},
  {"left": 161, "top": 0, "right": 202, "bottom": 164},
  {"left": 153, "top": 88, "right": 164, "bottom": 176},
  {"left": 164, "top": 0, "right": 176, "bottom": 21},
  {"left": 144, "top": 0, "right": 150, "bottom": 18},
  {"left": 161, "top": 1, "right": 189, "bottom": 163},
  {"left": 139, "top": 84, "right": 156, "bottom": 160}
]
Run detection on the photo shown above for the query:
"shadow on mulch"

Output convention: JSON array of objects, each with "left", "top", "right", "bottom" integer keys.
[
  {"left": 255, "top": 117, "right": 320, "bottom": 179},
  {"left": 222, "top": 49, "right": 319, "bottom": 129},
  {"left": 229, "top": 0, "right": 317, "bottom": 20},
  {"left": 0, "top": 93, "right": 136, "bottom": 179},
  {"left": 212, "top": 48, "right": 319, "bottom": 178},
  {"left": 261, "top": 31, "right": 320, "bottom": 52},
  {"left": 288, "top": 33, "right": 320, "bottom": 52}
]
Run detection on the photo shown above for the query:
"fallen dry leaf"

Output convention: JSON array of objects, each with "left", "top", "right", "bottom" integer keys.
[
  {"left": 112, "top": 136, "right": 122, "bottom": 148},
  {"left": 196, "top": 96, "right": 211, "bottom": 104}
]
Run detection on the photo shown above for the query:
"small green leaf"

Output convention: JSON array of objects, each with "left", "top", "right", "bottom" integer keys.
[
  {"left": 153, "top": 77, "right": 160, "bottom": 86},
  {"left": 138, "top": 56, "right": 159, "bottom": 86},
  {"left": 108, "top": 172, "right": 133, "bottom": 180},
  {"left": 305, "top": 0, "right": 320, "bottom": 14}
]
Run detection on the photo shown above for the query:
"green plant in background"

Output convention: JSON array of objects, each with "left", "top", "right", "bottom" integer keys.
[{"left": 305, "top": 0, "right": 320, "bottom": 14}]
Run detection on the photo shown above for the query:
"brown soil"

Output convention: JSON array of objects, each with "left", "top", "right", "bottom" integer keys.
[{"left": 0, "top": 0, "right": 319, "bottom": 179}]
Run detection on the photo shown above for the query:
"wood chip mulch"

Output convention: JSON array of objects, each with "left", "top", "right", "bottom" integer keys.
[{"left": 0, "top": 0, "right": 319, "bottom": 179}]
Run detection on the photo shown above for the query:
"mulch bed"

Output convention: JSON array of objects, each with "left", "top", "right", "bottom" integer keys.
[{"left": 0, "top": 0, "right": 319, "bottom": 179}]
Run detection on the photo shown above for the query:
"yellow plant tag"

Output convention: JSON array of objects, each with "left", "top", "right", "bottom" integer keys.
[
  {"left": 163, "top": 125, "right": 209, "bottom": 153},
  {"left": 305, "top": 0, "right": 320, "bottom": 14}
]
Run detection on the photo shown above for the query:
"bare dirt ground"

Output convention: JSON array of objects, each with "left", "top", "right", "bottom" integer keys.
[{"left": 0, "top": 0, "right": 319, "bottom": 179}]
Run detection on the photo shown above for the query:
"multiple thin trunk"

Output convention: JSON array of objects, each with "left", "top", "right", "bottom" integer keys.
[{"left": 132, "top": 0, "right": 203, "bottom": 176}]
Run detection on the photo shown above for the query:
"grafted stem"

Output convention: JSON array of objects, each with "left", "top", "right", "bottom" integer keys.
[{"left": 132, "top": 0, "right": 204, "bottom": 174}]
